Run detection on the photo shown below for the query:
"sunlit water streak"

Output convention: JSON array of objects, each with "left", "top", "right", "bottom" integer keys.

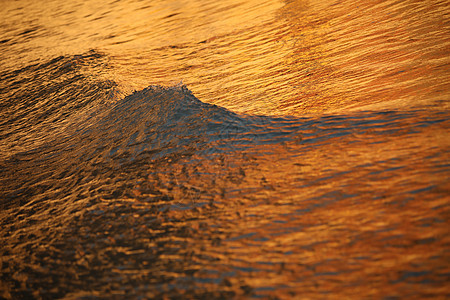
[{"left": 0, "top": 0, "right": 449, "bottom": 298}]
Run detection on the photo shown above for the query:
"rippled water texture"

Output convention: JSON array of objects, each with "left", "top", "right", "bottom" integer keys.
[{"left": 1, "top": 0, "right": 449, "bottom": 299}]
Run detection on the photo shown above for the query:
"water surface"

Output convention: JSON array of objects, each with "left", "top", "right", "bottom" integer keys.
[{"left": 0, "top": 0, "right": 449, "bottom": 298}]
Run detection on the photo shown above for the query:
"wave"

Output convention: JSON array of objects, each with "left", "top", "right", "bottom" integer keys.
[
  {"left": 0, "top": 51, "right": 303, "bottom": 209},
  {"left": 0, "top": 50, "right": 304, "bottom": 165},
  {"left": 83, "top": 84, "right": 306, "bottom": 163},
  {"left": 1, "top": 51, "right": 446, "bottom": 211}
]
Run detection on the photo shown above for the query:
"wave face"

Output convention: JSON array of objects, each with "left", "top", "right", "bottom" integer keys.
[
  {"left": 1, "top": 0, "right": 450, "bottom": 298},
  {"left": 0, "top": 52, "right": 305, "bottom": 211}
]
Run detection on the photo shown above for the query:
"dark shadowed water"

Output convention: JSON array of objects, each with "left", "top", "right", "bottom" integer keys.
[{"left": 1, "top": 0, "right": 449, "bottom": 298}]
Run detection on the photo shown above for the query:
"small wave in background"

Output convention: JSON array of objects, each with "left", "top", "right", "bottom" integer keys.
[{"left": 0, "top": 0, "right": 449, "bottom": 298}]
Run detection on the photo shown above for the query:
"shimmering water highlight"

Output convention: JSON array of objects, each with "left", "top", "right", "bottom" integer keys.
[{"left": 0, "top": 0, "right": 449, "bottom": 298}]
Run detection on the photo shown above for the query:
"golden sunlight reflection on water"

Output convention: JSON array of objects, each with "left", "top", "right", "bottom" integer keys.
[
  {"left": 0, "top": 0, "right": 449, "bottom": 298},
  {"left": 131, "top": 114, "right": 449, "bottom": 298},
  {"left": 106, "top": 0, "right": 450, "bottom": 115},
  {"left": 2, "top": 0, "right": 448, "bottom": 115}
]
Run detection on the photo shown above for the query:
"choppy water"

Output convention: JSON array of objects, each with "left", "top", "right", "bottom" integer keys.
[{"left": 1, "top": 0, "right": 449, "bottom": 298}]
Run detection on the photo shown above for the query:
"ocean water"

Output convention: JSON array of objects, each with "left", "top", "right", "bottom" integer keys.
[{"left": 0, "top": 0, "right": 449, "bottom": 298}]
